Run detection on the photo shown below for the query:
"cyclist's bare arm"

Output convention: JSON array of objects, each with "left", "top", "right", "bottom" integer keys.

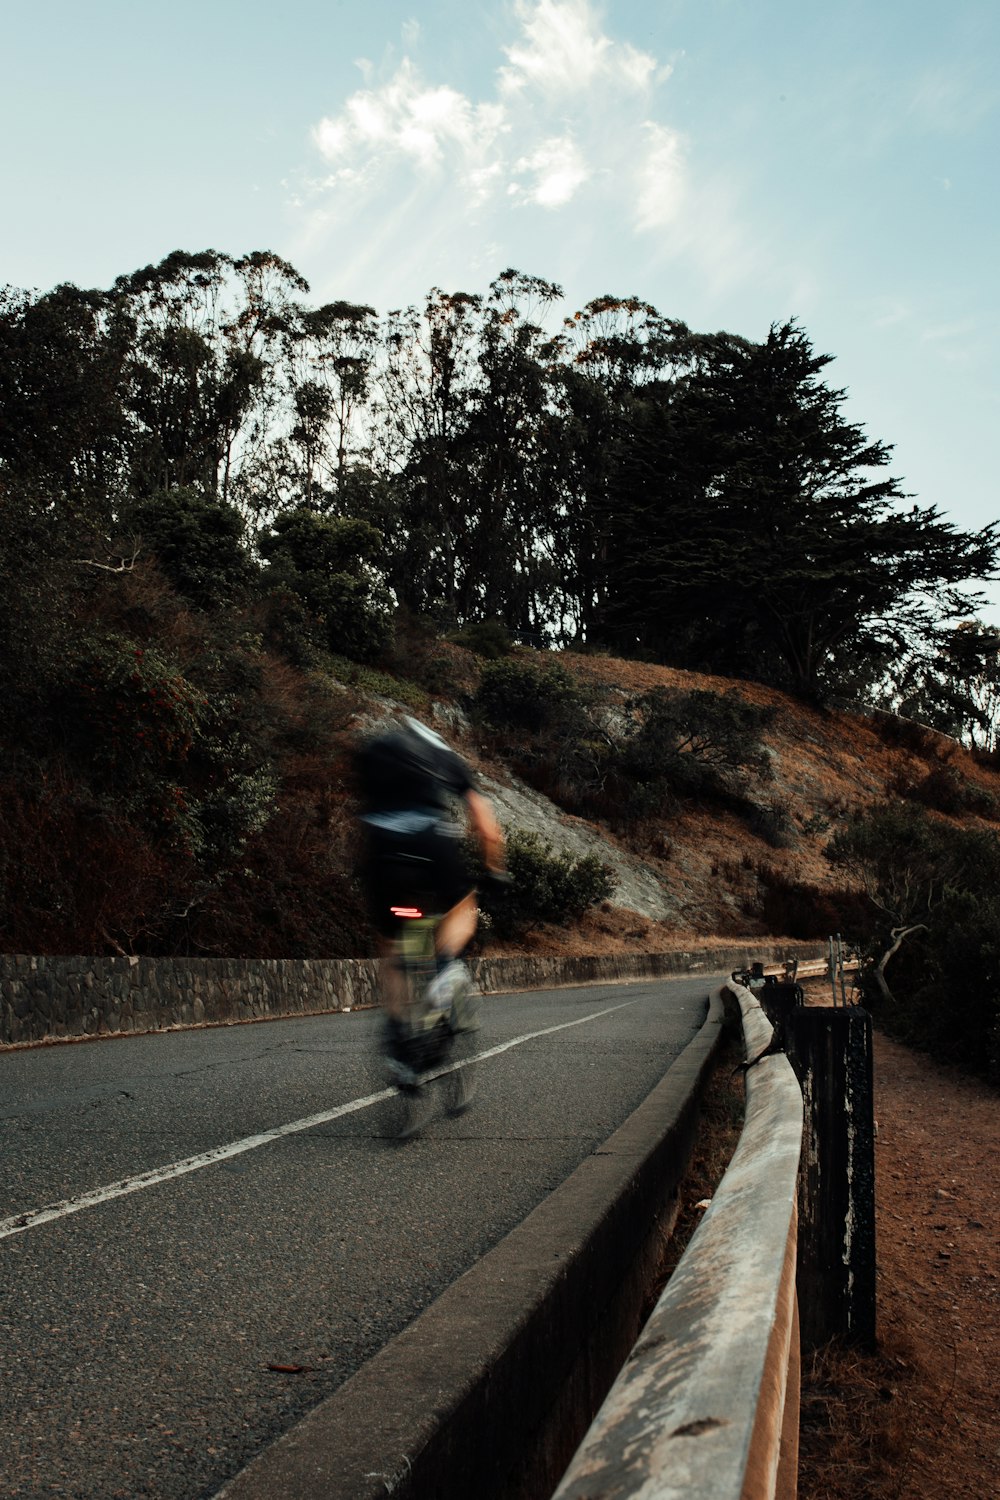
[{"left": 465, "top": 789, "right": 504, "bottom": 874}]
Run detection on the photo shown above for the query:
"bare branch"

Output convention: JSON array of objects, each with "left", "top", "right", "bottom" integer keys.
[
  {"left": 72, "top": 542, "right": 142, "bottom": 573},
  {"left": 872, "top": 922, "right": 928, "bottom": 1002}
]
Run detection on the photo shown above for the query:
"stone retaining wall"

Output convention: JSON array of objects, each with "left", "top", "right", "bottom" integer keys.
[{"left": 0, "top": 943, "right": 822, "bottom": 1049}]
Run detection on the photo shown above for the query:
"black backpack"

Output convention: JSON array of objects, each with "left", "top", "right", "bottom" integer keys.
[{"left": 355, "top": 721, "right": 454, "bottom": 812}]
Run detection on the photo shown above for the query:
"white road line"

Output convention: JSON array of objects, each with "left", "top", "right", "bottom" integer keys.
[{"left": 0, "top": 996, "right": 641, "bottom": 1243}]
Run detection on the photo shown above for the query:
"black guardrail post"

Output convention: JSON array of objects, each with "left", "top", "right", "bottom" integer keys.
[{"left": 782, "top": 1006, "right": 877, "bottom": 1351}]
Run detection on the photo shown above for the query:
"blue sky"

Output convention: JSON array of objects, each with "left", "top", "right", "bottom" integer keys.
[{"left": 4, "top": 0, "right": 998, "bottom": 611}]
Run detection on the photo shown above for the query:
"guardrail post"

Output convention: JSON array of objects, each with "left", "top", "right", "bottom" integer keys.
[{"left": 782, "top": 1007, "right": 877, "bottom": 1350}]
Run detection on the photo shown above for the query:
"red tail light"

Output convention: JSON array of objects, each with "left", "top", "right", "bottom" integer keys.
[{"left": 390, "top": 905, "right": 423, "bottom": 919}]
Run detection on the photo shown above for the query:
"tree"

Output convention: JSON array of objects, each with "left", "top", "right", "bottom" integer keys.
[
  {"left": 458, "top": 269, "right": 565, "bottom": 631},
  {"left": 373, "top": 288, "right": 483, "bottom": 621},
  {"left": 553, "top": 295, "right": 690, "bottom": 641},
  {"left": 259, "top": 507, "right": 392, "bottom": 661},
  {"left": 129, "top": 487, "right": 253, "bottom": 608},
  {"left": 602, "top": 321, "right": 1000, "bottom": 697},
  {"left": 114, "top": 249, "right": 306, "bottom": 506},
  {"left": 0, "top": 282, "right": 133, "bottom": 516}
]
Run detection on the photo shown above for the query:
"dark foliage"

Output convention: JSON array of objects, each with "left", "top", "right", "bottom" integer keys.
[
  {"left": 889, "top": 764, "right": 999, "bottom": 819},
  {"left": 611, "top": 688, "right": 776, "bottom": 819},
  {"left": 478, "top": 830, "right": 616, "bottom": 937},
  {"left": 827, "top": 806, "right": 1000, "bottom": 1082},
  {"left": 753, "top": 867, "right": 874, "bottom": 942}
]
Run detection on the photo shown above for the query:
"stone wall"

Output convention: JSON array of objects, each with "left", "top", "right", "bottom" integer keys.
[{"left": 0, "top": 943, "right": 823, "bottom": 1048}]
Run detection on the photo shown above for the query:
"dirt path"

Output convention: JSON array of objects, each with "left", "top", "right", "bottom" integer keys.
[
  {"left": 870, "top": 1031, "right": 999, "bottom": 1496},
  {"left": 799, "top": 1025, "right": 1000, "bottom": 1497}
]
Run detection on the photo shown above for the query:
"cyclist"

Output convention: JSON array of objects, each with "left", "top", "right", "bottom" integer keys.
[{"left": 354, "top": 716, "right": 506, "bottom": 1083}]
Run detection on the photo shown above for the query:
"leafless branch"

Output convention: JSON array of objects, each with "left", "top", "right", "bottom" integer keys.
[{"left": 72, "top": 541, "right": 142, "bottom": 573}]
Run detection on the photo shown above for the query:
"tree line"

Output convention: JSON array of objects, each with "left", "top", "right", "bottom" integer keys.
[{"left": 3, "top": 247, "right": 999, "bottom": 716}]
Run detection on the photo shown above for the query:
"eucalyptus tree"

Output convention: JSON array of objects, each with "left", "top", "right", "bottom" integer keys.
[
  {"left": 0, "top": 281, "right": 133, "bottom": 518},
  {"left": 458, "top": 268, "right": 565, "bottom": 632},
  {"left": 277, "top": 299, "right": 379, "bottom": 510},
  {"left": 112, "top": 249, "right": 306, "bottom": 507},
  {"left": 373, "top": 287, "right": 484, "bottom": 619},
  {"left": 552, "top": 294, "right": 690, "bottom": 642}
]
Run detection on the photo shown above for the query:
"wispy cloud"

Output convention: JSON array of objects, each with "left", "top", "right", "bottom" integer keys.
[
  {"left": 498, "top": 0, "right": 659, "bottom": 97},
  {"left": 294, "top": 0, "right": 708, "bottom": 304}
]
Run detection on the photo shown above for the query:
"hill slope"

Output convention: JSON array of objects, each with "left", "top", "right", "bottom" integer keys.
[{"left": 369, "top": 642, "right": 1000, "bottom": 961}]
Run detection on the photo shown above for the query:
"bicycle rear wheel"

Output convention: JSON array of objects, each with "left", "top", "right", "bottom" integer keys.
[
  {"left": 396, "top": 1083, "right": 431, "bottom": 1140},
  {"left": 442, "top": 1032, "right": 477, "bottom": 1116}
]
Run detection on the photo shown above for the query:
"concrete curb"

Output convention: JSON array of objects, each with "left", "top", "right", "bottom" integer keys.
[
  {"left": 213, "top": 989, "right": 729, "bottom": 1500},
  {"left": 550, "top": 982, "right": 804, "bottom": 1500}
]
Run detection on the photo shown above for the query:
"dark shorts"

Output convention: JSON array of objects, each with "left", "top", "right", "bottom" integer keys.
[{"left": 361, "top": 820, "right": 473, "bottom": 938}]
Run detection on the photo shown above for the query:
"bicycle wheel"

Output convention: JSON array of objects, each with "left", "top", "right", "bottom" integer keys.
[
  {"left": 396, "top": 1082, "right": 431, "bottom": 1140},
  {"left": 443, "top": 1032, "right": 477, "bottom": 1116}
]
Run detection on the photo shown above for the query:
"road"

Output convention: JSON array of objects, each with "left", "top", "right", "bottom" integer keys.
[{"left": 0, "top": 977, "right": 712, "bottom": 1500}]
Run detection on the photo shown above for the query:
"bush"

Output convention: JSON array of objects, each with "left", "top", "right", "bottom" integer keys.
[
  {"left": 473, "top": 656, "right": 586, "bottom": 734},
  {"left": 260, "top": 509, "right": 394, "bottom": 662},
  {"left": 129, "top": 488, "right": 253, "bottom": 608},
  {"left": 611, "top": 688, "right": 776, "bottom": 820},
  {"left": 826, "top": 805, "right": 1000, "bottom": 1081},
  {"left": 480, "top": 829, "right": 616, "bottom": 935},
  {"left": 450, "top": 619, "right": 512, "bottom": 659},
  {"left": 746, "top": 799, "right": 797, "bottom": 849},
  {"left": 325, "top": 654, "right": 427, "bottom": 711},
  {"left": 891, "top": 765, "right": 999, "bottom": 819}
]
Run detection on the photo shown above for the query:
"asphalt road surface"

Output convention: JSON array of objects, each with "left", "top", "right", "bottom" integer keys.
[{"left": 0, "top": 977, "right": 712, "bottom": 1500}]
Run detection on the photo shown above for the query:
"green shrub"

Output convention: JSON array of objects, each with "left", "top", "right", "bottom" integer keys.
[
  {"left": 826, "top": 804, "right": 1000, "bottom": 1081},
  {"left": 746, "top": 798, "right": 797, "bottom": 849},
  {"left": 418, "top": 651, "right": 462, "bottom": 696},
  {"left": 259, "top": 509, "right": 393, "bottom": 662},
  {"left": 130, "top": 487, "right": 253, "bottom": 608},
  {"left": 612, "top": 688, "right": 776, "bottom": 819},
  {"left": 480, "top": 829, "right": 616, "bottom": 935},
  {"left": 325, "top": 654, "right": 427, "bottom": 711},
  {"left": 451, "top": 619, "right": 512, "bottom": 659},
  {"left": 474, "top": 657, "right": 586, "bottom": 734},
  {"left": 891, "top": 765, "right": 999, "bottom": 819}
]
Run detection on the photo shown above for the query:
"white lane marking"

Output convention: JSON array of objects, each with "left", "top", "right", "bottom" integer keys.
[{"left": 0, "top": 996, "right": 641, "bottom": 1242}]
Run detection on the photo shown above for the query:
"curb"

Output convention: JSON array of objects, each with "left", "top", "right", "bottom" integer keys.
[{"left": 214, "top": 989, "right": 729, "bottom": 1500}]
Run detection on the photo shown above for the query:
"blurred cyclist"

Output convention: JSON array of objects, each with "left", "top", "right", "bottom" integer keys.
[{"left": 354, "top": 716, "right": 505, "bottom": 1079}]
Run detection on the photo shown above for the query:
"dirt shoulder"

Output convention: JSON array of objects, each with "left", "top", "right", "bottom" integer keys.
[{"left": 798, "top": 1016, "right": 1000, "bottom": 1498}]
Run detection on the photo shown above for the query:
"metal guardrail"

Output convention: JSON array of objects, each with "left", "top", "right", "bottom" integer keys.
[{"left": 551, "top": 981, "right": 804, "bottom": 1500}]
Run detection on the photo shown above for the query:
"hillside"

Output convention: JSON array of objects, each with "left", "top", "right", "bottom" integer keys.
[{"left": 349, "top": 637, "right": 1000, "bottom": 961}]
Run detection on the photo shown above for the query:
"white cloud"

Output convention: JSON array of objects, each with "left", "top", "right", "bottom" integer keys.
[
  {"left": 499, "top": 0, "right": 656, "bottom": 97},
  {"left": 294, "top": 2, "right": 757, "bottom": 309},
  {"left": 634, "top": 122, "right": 686, "bottom": 231},
  {"left": 511, "top": 134, "right": 589, "bottom": 208},
  {"left": 312, "top": 59, "right": 506, "bottom": 178},
  {"left": 307, "top": 4, "right": 673, "bottom": 226}
]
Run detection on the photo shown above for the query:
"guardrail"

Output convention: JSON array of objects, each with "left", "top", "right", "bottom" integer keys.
[{"left": 551, "top": 979, "right": 804, "bottom": 1500}]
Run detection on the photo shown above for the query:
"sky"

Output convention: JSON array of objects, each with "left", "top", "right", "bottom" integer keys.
[{"left": 3, "top": 0, "right": 998, "bottom": 611}]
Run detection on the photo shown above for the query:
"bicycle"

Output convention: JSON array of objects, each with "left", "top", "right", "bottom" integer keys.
[{"left": 383, "top": 903, "right": 479, "bottom": 1141}]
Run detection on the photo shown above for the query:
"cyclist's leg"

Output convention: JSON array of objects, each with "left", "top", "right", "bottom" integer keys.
[
  {"left": 434, "top": 891, "right": 477, "bottom": 963},
  {"left": 377, "top": 938, "right": 408, "bottom": 1018}
]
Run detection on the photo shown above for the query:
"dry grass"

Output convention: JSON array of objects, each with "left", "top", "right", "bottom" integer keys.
[
  {"left": 645, "top": 1036, "right": 745, "bottom": 1314},
  {"left": 798, "top": 1334, "right": 929, "bottom": 1499}
]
